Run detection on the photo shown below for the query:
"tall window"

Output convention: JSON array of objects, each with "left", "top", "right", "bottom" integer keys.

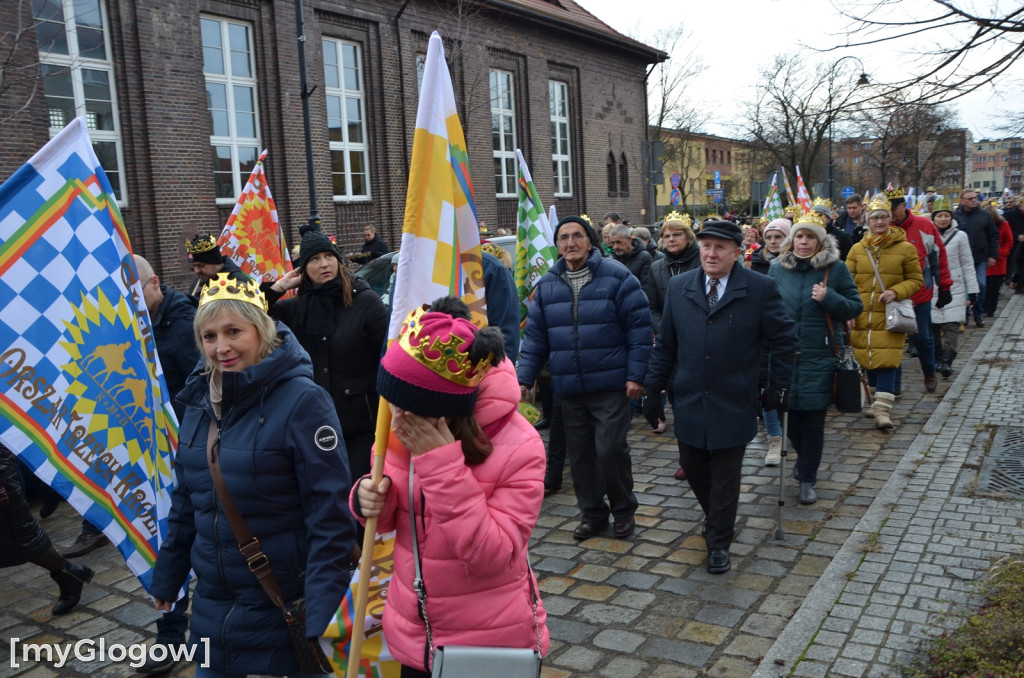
[
  {"left": 619, "top": 153, "right": 629, "bottom": 194},
  {"left": 549, "top": 80, "right": 572, "bottom": 197},
  {"left": 202, "top": 17, "right": 260, "bottom": 202},
  {"left": 323, "top": 38, "right": 369, "bottom": 200},
  {"left": 35, "top": 0, "right": 125, "bottom": 201},
  {"left": 606, "top": 153, "right": 617, "bottom": 193},
  {"left": 490, "top": 69, "right": 517, "bottom": 196}
]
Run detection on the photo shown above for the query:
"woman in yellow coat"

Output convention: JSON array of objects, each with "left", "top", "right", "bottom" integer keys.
[{"left": 845, "top": 195, "right": 923, "bottom": 430}]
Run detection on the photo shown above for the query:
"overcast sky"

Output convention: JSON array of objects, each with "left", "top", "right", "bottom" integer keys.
[{"left": 576, "top": 0, "right": 1022, "bottom": 142}]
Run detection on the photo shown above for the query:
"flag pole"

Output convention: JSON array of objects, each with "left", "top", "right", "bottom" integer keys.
[
  {"left": 346, "top": 397, "right": 392, "bottom": 678},
  {"left": 293, "top": 0, "right": 321, "bottom": 230}
]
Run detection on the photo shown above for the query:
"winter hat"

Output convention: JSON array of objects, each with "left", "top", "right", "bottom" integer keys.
[
  {"left": 377, "top": 303, "right": 503, "bottom": 418},
  {"left": 554, "top": 215, "right": 600, "bottom": 247},
  {"left": 790, "top": 210, "right": 827, "bottom": 244},
  {"left": 297, "top": 224, "right": 341, "bottom": 270},
  {"left": 763, "top": 218, "right": 792, "bottom": 238},
  {"left": 931, "top": 196, "right": 952, "bottom": 216},
  {"left": 186, "top": 234, "right": 223, "bottom": 265}
]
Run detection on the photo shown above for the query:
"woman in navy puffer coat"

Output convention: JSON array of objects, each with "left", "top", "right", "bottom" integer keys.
[
  {"left": 769, "top": 224, "right": 861, "bottom": 505},
  {"left": 150, "top": 282, "right": 356, "bottom": 676}
]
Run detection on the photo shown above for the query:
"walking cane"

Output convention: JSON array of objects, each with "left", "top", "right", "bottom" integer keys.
[{"left": 775, "top": 399, "right": 788, "bottom": 541}]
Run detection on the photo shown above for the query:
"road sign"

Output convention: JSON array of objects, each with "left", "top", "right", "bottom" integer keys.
[
  {"left": 842, "top": 186, "right": 856, "bottom": 200},
  {"left": 670, "top": 188, "right": 681, "bottom": 205},
  {"left": 714, "top": 171, "right": 721, "bottom": 190},
  {"left": 670, "top": 172, "right": 681, "bottom": 189}
]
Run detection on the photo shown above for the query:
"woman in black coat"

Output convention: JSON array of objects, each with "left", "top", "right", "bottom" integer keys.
[
  {"left": 0, "top": 445, "right": 92, "bottom": 614},
  {"left": 267, "top": 225, "right": 388, "bottom": 481}
]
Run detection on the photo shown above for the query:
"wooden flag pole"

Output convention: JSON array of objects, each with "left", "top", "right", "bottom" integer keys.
[{"left": 346, "top": 397, "right": 393, "bottom": 678}]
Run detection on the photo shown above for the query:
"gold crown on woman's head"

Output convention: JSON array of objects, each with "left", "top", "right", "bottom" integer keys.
[
  {"left": 794, "top": 209, "right": 827, "bottom": 227},
  {"left": 481, "top": 242, "right": 504, "bottom": 259},
  {"left": 199, "top": 273, "right": 268, "bottom": 312},
  {"left": 663, "top": 210, "right": 692, "bottom": 227},
  {"left": 397, "top": 307, "right": 493, "bottom": 387},
  {"left": 867, "top": 194, "right": 891, "bottom": 213}
]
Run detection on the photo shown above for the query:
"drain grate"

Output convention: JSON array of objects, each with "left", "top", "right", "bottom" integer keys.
[{"left": 978, "top": 428, "right": 1024, "bottom": 497}]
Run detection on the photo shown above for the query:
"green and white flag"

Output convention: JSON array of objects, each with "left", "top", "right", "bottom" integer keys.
[
  {"left": 763, "top": 173, "right": 784, "bottom": 221},
  {"left": 514, "top": 149, "right": 557, "bottom": 337}
]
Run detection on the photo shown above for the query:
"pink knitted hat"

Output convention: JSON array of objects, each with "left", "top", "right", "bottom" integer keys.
[{"left": 377, "top": 307, "right": 495, "bottom": 417}]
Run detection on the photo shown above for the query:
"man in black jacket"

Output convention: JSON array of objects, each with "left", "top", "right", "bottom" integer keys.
[
  {"left": 645, "top": 221, "right": 797, "bottom": 575},
  {"left": 953, "top": 189, "right": 999, "bottom": 325},
  {"left": 1003, "top": 195, "right": 1024, "bottom": 292},
  {"left": 606, "top": 224, "right": 653, "bottom": 283}
]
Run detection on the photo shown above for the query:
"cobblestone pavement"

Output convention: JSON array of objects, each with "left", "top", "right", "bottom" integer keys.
[{"left": 1, "top": 294, "right": 1020, "bottom": 678}]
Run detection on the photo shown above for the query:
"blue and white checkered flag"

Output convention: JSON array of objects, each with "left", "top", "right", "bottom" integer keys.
[{"left": 0, "top": 118, "right": 178, "bottom": 593}]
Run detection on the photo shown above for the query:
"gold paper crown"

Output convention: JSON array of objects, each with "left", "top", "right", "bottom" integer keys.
[
  {"left": 866, "top": 194, "right": 891, "bottom": 213},
  {"left": 481, "top": 242, "right": 504, "bottom": 259},
  {"left": 397, "top": 307, "right": 494, "bottom": 387},
  {"left": 885, "top": 187, "right": 905, "bottom": 201},
  {"left": 812, "top": 197, "right": 833, "bottom": 210},
  {"left": 198, "top": 273, "right": 268, "bottom": 312},
  {"left": 579, "top": 214, "right": 593, "bottom": 226},
  {"left": 794, "top": 210, "right": 828, "bottom": 228},
  {"left": 663, "top": 210, "right": 693, "bottom": 227},
  {"left": 185, "top": 234, "right": 219, "bottom": 255}
]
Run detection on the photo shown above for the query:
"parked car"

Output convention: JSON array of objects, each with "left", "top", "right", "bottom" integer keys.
[{"left": 353, "top": 250, "right": 397, "bottom": 299}]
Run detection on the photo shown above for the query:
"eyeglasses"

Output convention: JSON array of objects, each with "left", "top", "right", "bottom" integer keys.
[
  {"left": 557, "top": 232, "right": 588, "bottom": 243},
  {"left": 141, "top": 276, "right": 155, "bottom": 291}
]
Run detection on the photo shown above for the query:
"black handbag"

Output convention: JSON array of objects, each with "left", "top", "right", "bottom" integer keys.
[
  {"left": 407, "top": 462, "right": 542, "bottom": 678},
  {"left": 823, "top": 270, "right": 869, "bottom": 413},
  {"left": 206, "top": 423, "right": 333, "bottom": 675}
]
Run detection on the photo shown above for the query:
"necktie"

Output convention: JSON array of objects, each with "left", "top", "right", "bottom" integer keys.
[{"left": 707, "top": 278, "right": 719, "bottom": 308}]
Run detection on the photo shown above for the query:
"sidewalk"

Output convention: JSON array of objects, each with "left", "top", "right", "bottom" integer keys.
[
  {"left": 0, "top": 294, "right": 1019, "bottom": 678},
  {"left": 754, "top": 291, "right": 1024, "bottom": 677}
]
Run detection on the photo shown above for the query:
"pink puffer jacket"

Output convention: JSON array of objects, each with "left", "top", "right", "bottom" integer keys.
[{"left": 349, "top": 359, "right": 549, "bottom": 671}]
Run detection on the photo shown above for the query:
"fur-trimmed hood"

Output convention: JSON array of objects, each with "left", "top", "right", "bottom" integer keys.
[{"left": 776, "top": 234, "right": 840, "bottom": 271}]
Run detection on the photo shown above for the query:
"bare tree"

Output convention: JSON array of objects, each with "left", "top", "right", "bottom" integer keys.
[
  {"left": 742, "top": 55, "right": 866, "bottom": 199},
  {"left": 646, "top": 23, "right": 708, "bottom": 211},
  {"left": 0, "top": 0, "right": 43, "bottom": 125},
  {"left": 821, "top": 0, "right": 1024, "bottom": 116}
]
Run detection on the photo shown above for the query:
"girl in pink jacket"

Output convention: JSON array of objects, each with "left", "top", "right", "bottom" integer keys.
[{"left": 352, "top": 297, "right": 550, "bottom": 677}]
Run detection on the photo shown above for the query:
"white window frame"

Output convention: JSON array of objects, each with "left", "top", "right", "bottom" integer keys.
[
  {"left": 323, "top": 38, "right": 371, "bottom": 201},
  {"left": 202, "top": 16, "right": 261, "bottom": 205},
  {"left": 490, "top": 69, "right": 517, "bottom": 197},
  {"left": 36, "top": 0, "right": 126, "bottom": 204},
  {"left": 549, "top": 80, "right": 572, "bottom": 198}
]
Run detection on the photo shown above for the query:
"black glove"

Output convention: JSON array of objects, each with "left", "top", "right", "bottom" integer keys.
[
  {"left": 642, "top": 389, "right": 663, "bottom": 428},
  {"left": 762, "top": 386, "right": 789, "bottom": 413},
  {"left": 968, "top": 293, "right": 978, "bottom": 305},
  {"left": 935, "top": 287, "right": 953, "bottom": 309}
]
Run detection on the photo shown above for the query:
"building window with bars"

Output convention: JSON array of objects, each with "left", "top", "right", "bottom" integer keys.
[
  {"left": 549, "top": 80, "right": 572, "bottom": 198},
  {"left": 490, "top": 69, "right": 517, "bottom": 197},
  {"left": 202, "top": 16, "right": 260, "bottom": 203},
  {"left": 323, "top": 38, "right": 370, "bottom": 200},
  {"left": 35, "top": 0, "right": 125, "bottom": 202}
]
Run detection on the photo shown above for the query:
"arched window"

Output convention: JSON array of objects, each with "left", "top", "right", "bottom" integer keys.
[
  {"left": 619, "top": 153, "right": 629, "bottom": 195},
  {"left": 607, "top": 152, "right": 617, "bottom": 193}
]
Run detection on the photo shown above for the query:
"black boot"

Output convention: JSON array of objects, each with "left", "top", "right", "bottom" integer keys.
[
  {"left": 51, "top": 562, "right": 94, "bottom": 615},
  {"left": 941, "top": 349, "right": 956, "bottom": 378}
]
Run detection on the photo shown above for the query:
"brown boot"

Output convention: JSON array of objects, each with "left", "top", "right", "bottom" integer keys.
[
  {"left": 874, "top": 392, "right": 895, "bottom": 431},
  {"left": 924, "top": 372, "right": 938, "bottom": 392}
]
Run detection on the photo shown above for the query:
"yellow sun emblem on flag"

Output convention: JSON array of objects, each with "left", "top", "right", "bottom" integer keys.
[{"left": 58, "top": 287, "right": 172, "bottom": 483}]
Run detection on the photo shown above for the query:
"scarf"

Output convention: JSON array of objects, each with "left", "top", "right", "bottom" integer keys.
[
  {"left": 295, "top": 276, "right": 346, "bottom": 339},
  {"left": 865, "top": 227, "right": 895, "bottom": 250}
]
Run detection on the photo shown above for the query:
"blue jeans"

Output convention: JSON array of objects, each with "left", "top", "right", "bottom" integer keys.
[
  {"left": 763, "top": 408, "right": 782, "bottom": 437},
  {"left": 973, "top": 261, "right": 988, "bottom": 321},
  {"left": 896, "top": 301, "right": 936, "bottom": 390},
  {"left": 194, "top": 668, "right": 330, "bottom": 678},
  {"left": 867, "top": 368, "right": 897, "bottom": 395}
]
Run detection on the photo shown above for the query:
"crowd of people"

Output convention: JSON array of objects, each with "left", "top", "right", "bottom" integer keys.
[{"left": 4, "top": 189, "right": 1020, "bottom": 675}]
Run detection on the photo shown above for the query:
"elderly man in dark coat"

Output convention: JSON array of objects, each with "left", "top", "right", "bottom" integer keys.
[{"left": 645, "top": 220, "right": 797, "bottom": 574}]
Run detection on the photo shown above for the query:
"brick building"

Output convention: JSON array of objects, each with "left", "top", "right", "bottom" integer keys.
[{"left": 0, "top": 0, "right": 664, "bottom": 289}]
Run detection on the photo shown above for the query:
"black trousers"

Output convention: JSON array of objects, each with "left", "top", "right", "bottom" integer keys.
[
  {"left": 678, "top": 443, "right": 745, "bottom": 550},
  {"left": 401, "top": 665, "right": 430, "bottom": 678},
  {"left": 787, "top": 409, "right": 827, "bottom": 484}
]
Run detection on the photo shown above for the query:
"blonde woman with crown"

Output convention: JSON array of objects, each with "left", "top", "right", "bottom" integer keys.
[
  {"left": 845, "top": 196, "right": 923, "bottom": 431},
  {"left": 149, "top": 272, "right": 356, "bottom": 678}
]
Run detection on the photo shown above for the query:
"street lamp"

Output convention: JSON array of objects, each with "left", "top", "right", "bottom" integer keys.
[{"left": 826, "top": 57, "right": 870, "bottom": 202}]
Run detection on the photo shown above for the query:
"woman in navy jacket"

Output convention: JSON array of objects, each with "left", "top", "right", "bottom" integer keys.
[{"left": 150, "top": 274, "right": 356, "bottom": 677}]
